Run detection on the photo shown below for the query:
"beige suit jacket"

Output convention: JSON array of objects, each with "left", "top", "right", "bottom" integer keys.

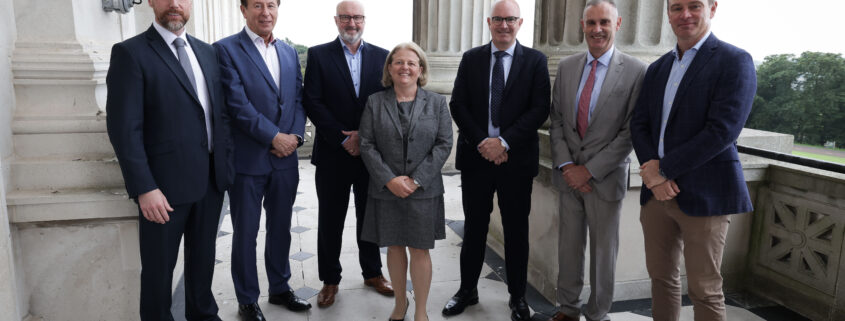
[{"left": 549, "top": 49, "right": 647, "bottom": 201}]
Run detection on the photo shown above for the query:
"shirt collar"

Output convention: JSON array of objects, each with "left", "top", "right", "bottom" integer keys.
[
  {"left": 339, "top": 37, "right": 365, "bottom": 55},
  {"left": 491, "top": 41, "right": 516, "bottom": 57},
  {"left": 153, "top": 21, "right": 188, "bottom": 48},
  {"left": 245, "top": 26, "right": 276, "bottom": 47},
  {"left": 672, "top": 30, "right": 711, "bottom": 59},
  {"left": 587, "top": 45, "right": 614, "bottom": 67}
]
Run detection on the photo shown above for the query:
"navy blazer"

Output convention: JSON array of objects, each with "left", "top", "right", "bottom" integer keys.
[
  {"left": 630, "top": 34, "right": 757, "bottom": 216},
  {"left": 106, "top": 26, "right": 234, "bottom": 205},
  {"left": 303, "top": 38, "right": 389, "bottom": 167},
  {"left": 450, "top": 41, "right": 551, "bottom": 177},
  {"left": 214, "top": 28, "right": 305, "bottom": 175}
]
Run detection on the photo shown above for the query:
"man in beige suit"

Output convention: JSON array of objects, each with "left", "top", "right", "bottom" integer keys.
[{"left": 547, "top": 1, "right": 646, "bottom": 320}]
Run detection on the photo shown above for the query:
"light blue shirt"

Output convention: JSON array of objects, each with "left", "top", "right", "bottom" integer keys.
[
  {"left": 340, "top": 37, "right": 364, "bottom": 97},
  {"left": 557, "top": 47, "right": 614, "bottom": 170},
  {"left": 659, "top": 31, "right": 711, "bottom": 158},
  {"left": 487, "top": 42, "right": 516, "bottom": 150}
]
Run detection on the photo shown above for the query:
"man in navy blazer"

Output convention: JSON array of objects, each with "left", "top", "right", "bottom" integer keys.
[
  {"left": 105, "top": 0, "right": 234, "bottom": 319},
  {"left": 441, "top": 1, "right": 550, "bottom": 320},
  {"left": 302, "top": 0, "right": 393, "bottom": 307},
  {"left": 214, "top": 0, "right": 310, "bottom": 319},
  {"left": 630, "top": 0, "right": 756, "bottom": 320}
]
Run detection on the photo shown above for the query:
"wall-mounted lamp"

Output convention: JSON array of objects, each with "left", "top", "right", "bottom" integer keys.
[{"left": 102, "top": 0, "right": 142, "bottom": 14}]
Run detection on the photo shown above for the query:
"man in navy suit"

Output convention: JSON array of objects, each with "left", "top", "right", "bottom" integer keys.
[
  {"left": 630, "top": 0, "right": 756, "bottom": 320},
  {"left": 214, "top": 0, "right": 311, "bottom": 319},
  {"left": 441, "top": 1, "right": 550, "bottom": 320},
  {"left": 303, "top": 0, "right": 393, "bottom": 308},
  {"left": 105, "top": 0, "right": 234, "bottom": 319}
]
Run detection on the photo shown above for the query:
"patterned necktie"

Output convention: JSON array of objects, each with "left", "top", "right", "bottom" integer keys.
[
  {"left": 173, "top": 38, "right": 197, "bottom": 93},
  {"left": 491, "top": 51, "right": 507, "bottom": 128},
  {"left": 577, "top": 60, "right": 598, "bottom": 139}
]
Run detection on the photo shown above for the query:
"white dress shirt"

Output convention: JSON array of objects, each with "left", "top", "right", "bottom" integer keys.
[{"left": 245, "top": 27, "right": 281, "bottom": 89}]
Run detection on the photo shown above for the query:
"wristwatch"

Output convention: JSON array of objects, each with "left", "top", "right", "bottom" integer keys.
[
  {"left": 295, "top": 135, "right": 304, "bottom": 147},
  {"left": 413, "top": 179, "right": 421, "bottom": 187}
]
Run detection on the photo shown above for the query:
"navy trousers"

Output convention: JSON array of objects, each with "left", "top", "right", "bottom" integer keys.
[{"left": 229, "top": 167, "right": 299, "bottom": 304}]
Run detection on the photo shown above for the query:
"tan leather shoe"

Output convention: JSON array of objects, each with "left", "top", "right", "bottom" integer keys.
[
  {"left": 364, "top": 275, "right": 395, "bottom": 296},
  {"left": 548, "top": 311, "right": 579, "bottom": 321},
  {"left": 317, "top": 284, "right": 339, "bottom": 307}
]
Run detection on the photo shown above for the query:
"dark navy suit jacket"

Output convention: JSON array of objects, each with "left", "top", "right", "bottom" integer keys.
[
  {"left": 214, "top": 29, "right": 305, "bottom": 175},
  {"left": 106, "top": 26, "right": 234, "bottom": 205},
  {"left": 450, "top": 41, "right": 551, "bottom": 177},
  {"left": 303, "top": 38, "right": 388, "bottom": 167},
  {"left": 630, "top": 34, "right": 757, "bottom": 216}
]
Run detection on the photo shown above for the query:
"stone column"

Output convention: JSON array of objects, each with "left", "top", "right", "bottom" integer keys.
[
  {"left": 534, "top": 0, "right": 675, "bottom": 70},
  {"left": 413, "top": 0, "right": 493, "bottom": 94},
  {"left": 0, "top": 156, "right": 22, "bottom": 321}
]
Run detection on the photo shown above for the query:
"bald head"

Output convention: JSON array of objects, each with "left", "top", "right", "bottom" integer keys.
[
  {"left": 491, "top": 0, "right": 521, "bottom": 17},
  {"left": 336, "top": 0, "right": 364, "bottom": 15}
]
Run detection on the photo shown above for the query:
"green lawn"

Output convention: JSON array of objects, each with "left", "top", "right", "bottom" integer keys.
[
  {"left": 795, "top": 143, "right": 845, "bottom": 153},
  {"left": 792, "top": 151, "right": 845, "bottom": 164}
]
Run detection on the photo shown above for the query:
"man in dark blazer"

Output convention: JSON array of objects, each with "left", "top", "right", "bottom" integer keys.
[
  {"left": 441, "top": 1, "right": 550, "bottom": 320},
  {"left": 105, "top": 0, "right": 233, "bottom": 319},
  {"left": 630, "top": 0, "right": 756, "bottom": 320},
  {"left": 302, "top": 0, "right": 392, "bottom": 307},
  {"left": 214, "top": 0, "right": 310, "bottom": 319}
]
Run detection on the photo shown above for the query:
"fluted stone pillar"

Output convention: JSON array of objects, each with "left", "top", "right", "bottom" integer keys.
[
  {"left": 535, "top": 0, "right": 675, "bottom": 73},
  {"left": 413, "top": 0, "right": 494, "bottom": 94}
]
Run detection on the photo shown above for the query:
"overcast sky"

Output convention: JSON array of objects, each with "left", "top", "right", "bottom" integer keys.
[{"left": 273, "top": 0, "right": 845, "bottom": 62}]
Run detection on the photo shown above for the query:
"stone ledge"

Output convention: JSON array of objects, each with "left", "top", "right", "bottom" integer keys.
[
  {"left": 12, "top": 116, "right": 106, "bottom": 134},
  {"left": 6, "top": 188, "right": 135, "bottom": 223}
]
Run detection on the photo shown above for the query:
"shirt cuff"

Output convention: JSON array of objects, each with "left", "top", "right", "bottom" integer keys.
[
  {"left": 557, "top": 162, "right": 573, "bottom": 171},
  {"left": 498, "top": 137, "right": 510, "bottom": 151},
  {"left": 341, "top": 136, "right": 349, "bottom": 145}
]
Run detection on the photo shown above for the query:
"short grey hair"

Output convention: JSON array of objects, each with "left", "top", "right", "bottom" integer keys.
[
  {"left": 666, "top": 0, "right": 715, "bottom": 6},
  {"left": 583, "top": 0, "right": 618, "bottom": 19}
]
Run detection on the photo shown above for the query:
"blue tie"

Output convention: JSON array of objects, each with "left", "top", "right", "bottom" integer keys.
[{"left": 491, "top": 51, "right": 506, "bottom": 128}]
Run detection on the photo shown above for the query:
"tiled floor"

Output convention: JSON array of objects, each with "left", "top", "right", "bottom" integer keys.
[{"left": 189, "top": 160, "right": 799, "bottom": 321}]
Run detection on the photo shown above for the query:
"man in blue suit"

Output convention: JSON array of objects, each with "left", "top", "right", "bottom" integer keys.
[
  {"left": 303, "top": 0, "right": 393, "bottom": 307},
  {"left": 630, "top": 0, "right": 756, "bottom": 320},
  {"left": 214, "top": 0, "right": 310, "bottom": 319},
  {"left": 106, "top": 0, "right": 234, "bottom": 319}
]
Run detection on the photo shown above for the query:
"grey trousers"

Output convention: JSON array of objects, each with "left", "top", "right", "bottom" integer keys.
[{"left": 555, "top": 189, "right": 622, "bottom": 321}]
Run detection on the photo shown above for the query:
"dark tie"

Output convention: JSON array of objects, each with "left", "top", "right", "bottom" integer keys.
[
  {"left": 577, "top": 60, "right": 598, "bottom": 139},
  {"left": 491, "top": 51, "right": 507, "bottom": 128},
  {"left": 173, "top": 38, "right": 197, "bottom": 93}
]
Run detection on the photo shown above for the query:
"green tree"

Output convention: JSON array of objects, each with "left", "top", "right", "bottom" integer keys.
[{"left": 748, "top": 52, "right": 845, "bottom": 145}]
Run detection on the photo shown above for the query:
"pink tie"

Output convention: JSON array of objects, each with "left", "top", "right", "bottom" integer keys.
[{"left": 577, "top": 60, "right": 598, "bottom": 139}]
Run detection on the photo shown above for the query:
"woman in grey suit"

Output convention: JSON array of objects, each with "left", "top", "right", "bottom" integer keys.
[{"left": 360, "top": 42, "right": 453, "bottom": 321}]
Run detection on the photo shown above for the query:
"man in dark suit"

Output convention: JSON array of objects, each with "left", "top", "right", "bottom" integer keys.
[
  {"left": 441, "top": 1, "right": 550, "bottom": 320},
  {"left": 105, "top": 0, "right": 233, "bottom": 319},
  {"left": 630, "top": 0, "right": 756, "bottom": 320},
  {"left": 302, "top": 0, "right": 393, "bottom": 307},
  {"left": 214, "top": 0, "right": 311, "bottom": 319}
]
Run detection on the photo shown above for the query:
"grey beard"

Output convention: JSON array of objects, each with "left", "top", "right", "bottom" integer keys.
[
  {"left": 339, "top": 30, "right": 362, "bottom": 44},
  {"left": 165, "top": 21, "right": 186, "bottom": 32}
]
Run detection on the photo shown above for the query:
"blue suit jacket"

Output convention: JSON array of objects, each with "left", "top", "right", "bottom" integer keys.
[
  {"left": 106, "top": 26, "right": 234, "bottom": 205},
  {"left": 303, "top": 38, "right": 389, "bottom": 167},
  {"left": 214, "top": 29, "right": 305, "bottom": 175},
  {"left": 450, "top": 41, "right": 551, "bottom": 177},
  {"left": 630, "top": 34, "right": 757, "bottom": 216}
]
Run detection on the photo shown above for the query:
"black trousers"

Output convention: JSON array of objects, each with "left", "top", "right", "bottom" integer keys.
[
  {"left": 459, "top": 168, "right": 533, "bottom": 298},
  {"left": 139, "top": 168, "right": 223, "bottom": 321},
  {"left": 315, "top": 160, "right": 383, "bottom": 284}
]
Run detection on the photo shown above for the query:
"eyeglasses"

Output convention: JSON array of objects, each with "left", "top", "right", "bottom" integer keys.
[
  {"left": 337, "top": 15, "right": 365, "bottom": 23},
  {"left": 490, "top": 16, "right": 520, "bottom": 26}
]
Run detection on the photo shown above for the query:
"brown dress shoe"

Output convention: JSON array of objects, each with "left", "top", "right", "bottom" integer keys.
[
  {"left": 317, "top": 284, "right": 339, "bottom": 307},
  {"left": 548, "top": 311, "right": 579, "bottom": 321},
  {"left": 364, "top": 275, "right": 394, "bottom": 296}
]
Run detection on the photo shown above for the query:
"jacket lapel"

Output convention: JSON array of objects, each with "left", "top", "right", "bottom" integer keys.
[
  {"left": 238, "top": 29, "right": 280, "bottom": 95},
  {"left": 668, "top": 34, "right": 720, "bottom": 126},
  {"left": 565, "top": 53, "right": 588, "bottom": 129},
  {"left": 502, "top": 41, "right": 523, "bottom": 99},
  {"left": 145, "top": 27, "right": 200, "bottom": 105},
  {"left": 590, "top": 49, "right": 624, "bottom": 128},
  {"left": 329, "top": 38, "right": 359, "bottom": 99},
  {"left": 407, "top": 88, "right": 427, "bottom": 135},
  {"left": 382, "top": 88, "right": 403, "bottom": 138}
]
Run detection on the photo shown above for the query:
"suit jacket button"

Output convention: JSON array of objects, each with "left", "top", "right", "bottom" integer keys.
[
  {"left": 580, "top": 147, "right": 585, "bottom": 151},
  {"left": 407, "top": 160, "right": 412, "bottom": 164},
  {"left": 409, "top": 138, "right": 414, "bottom": 142}
]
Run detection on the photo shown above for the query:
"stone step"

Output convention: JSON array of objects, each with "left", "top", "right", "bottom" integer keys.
[
  {"left": 8, "top": 156, "right": 124, "bottom": 191},
  {"left": 13, "top": 132, "right": 114, "bottom": 159},
  {"left": 5, "top": 188, "right": 136, "bottom": 223}
]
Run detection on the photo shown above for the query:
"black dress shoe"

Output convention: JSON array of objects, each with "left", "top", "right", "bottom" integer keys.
[
  {"left": 441, "top": 288, "right": 479, "bottom": 316},
  {"left": 388, "top": 298, "right": 409, "bottom": 321},
  {"left": 238, "top": 303, "right": 266, "bottom": 321},
  {"left": 269, "top": 289, "right": 312, "bottom": 311},
  {"left": 508, "top": 296, "right": 531, "bottom": 321}
]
